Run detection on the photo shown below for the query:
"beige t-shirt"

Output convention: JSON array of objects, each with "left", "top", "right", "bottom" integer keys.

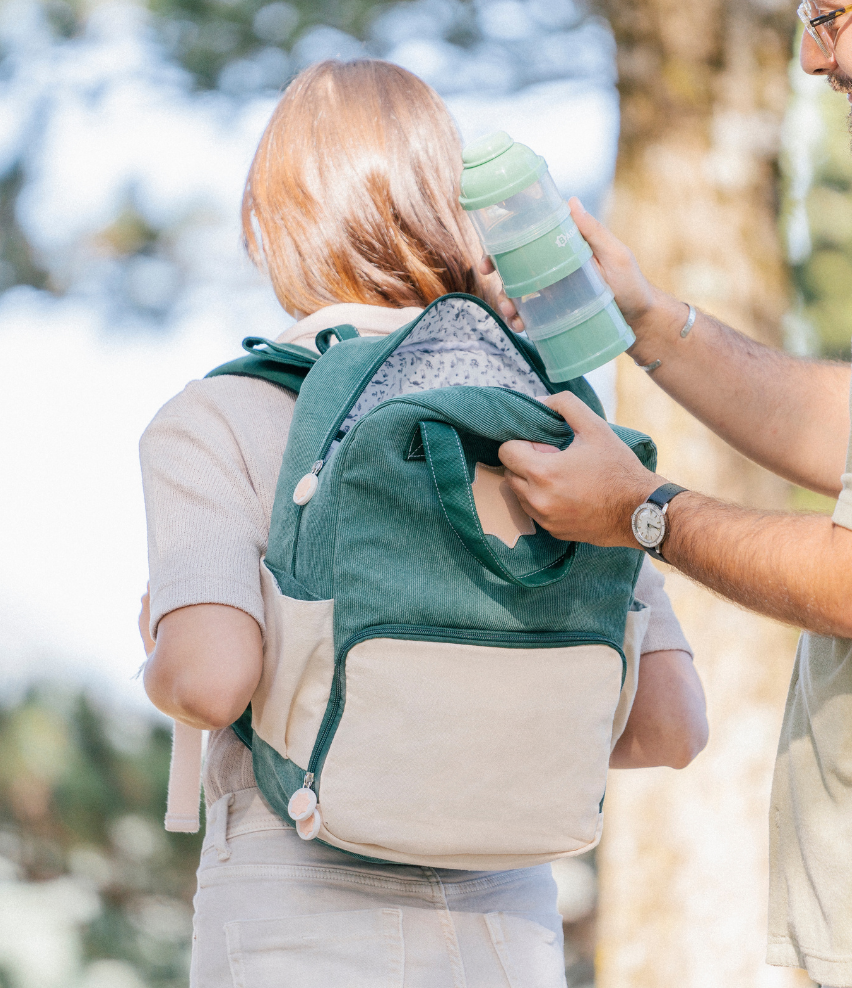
[
  {"left": 767, "top": 376, "right": 852, "bottom": 988},
  {"left": 141, "top": 303, "right": 693, "bottom": 805}
]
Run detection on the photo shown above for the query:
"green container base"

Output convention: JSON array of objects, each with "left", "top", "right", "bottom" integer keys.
[{"left": 530, "top": 302, "right": 636, "bottom": 382}]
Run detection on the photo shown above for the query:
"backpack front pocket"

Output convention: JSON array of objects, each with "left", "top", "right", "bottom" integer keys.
[{"left": 311, "top": 628, "right": 624, "bottom": 862}]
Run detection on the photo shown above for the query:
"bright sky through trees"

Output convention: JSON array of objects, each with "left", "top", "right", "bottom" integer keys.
[{"left": 0, "top": 0, "right": 621, "bottom": 705}]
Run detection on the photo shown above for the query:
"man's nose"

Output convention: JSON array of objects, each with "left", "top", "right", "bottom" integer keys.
[{"left": 800, "top": 29, "right": 836, "bottom": 73}]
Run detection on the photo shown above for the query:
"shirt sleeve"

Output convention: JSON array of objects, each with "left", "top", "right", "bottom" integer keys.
[
  {"left": 831, "top": 368, "right": 852, "bottom": 528},
  {"left": 833, "top": 477, "right": 852, "bottom": 530},
  {"left": 140, "top": 377, "right": 294, "bottom": 638},
  {"left": 634, "top": 556, "right": 693, "bottom": 657},
  {"left": 831, "top": 374, "right": 852, "bottom": 530}
]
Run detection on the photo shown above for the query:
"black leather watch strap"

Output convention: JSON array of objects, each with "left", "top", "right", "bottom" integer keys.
[
  {"left": 644, "top": 483, "right": 688, "bottom": 562},
  {"left": 647, "top": 483, "right": 688, "bottom": 510}
]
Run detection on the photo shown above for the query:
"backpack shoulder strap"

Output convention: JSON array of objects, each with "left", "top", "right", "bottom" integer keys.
[{"left": 205, "top": 336, "right": 320, "bottom": 394}]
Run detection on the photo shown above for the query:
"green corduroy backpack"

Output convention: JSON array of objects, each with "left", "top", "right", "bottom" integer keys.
[{"left": 207, "top": 293, "right": 656, "bottom": 869}]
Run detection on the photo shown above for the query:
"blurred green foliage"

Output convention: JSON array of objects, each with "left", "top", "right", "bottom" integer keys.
[
  {"left": 0, "top": 687, "right": 202, "bottom": 988},
  {"left": 0, "top": 168, "right": 50, "bottom": 294},
  {"left": 793, "top": 89, "right": 852, "bottom": 360},
  {"left": 788, "top": 484, "right": 838, "bottom": 514},
  {"left": 0, "top": 0, "right": 434, "bottom": 296},
  {"left": 18, "top": 0, "right": 417, "bottom": 90},
  {"left": 149, "top": 0, "right": 391, "bottom": 90}
]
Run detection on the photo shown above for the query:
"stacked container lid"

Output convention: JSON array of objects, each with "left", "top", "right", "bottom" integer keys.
[{"left": 460, "top": 131, "right": 635, "bottom": 382}]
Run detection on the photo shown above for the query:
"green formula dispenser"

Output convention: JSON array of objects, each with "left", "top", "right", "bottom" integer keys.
[{"left": 459, "top": 131, "right": 635, "bottom": 382}]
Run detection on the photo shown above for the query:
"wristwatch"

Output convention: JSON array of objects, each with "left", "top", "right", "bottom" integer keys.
[{"left": 630, "top": 483, "right": 688, "bottom": 562}]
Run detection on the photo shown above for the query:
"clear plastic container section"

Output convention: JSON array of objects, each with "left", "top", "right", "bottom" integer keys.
[
  {"left": 468, "top": 172, "right": 565, "bottom": 253},
  {"left": 512, "top": 260, "right": 610, "bottom": 333}
]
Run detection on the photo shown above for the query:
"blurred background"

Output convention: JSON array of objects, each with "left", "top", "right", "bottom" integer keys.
[{"left": 0, "top": 0, "right": 849, "bottom": 984}]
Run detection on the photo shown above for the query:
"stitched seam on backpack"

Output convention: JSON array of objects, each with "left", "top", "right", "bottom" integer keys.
[
  {"left": 448, "top": 425, "right": 515, "bottom": 581},
  {"left": 422, "top": 427, "right": 486, "bottom": 569},
  {"left": 423, "top": 424, "right": 564, "bottom": 584}
]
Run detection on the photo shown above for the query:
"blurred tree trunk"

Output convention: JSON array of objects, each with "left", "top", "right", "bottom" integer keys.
[{"left": 592, "top": 1, "right": 814, "bottom": 986}]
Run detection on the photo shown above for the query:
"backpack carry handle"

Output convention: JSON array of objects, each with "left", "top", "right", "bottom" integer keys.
[
  {"left": 419, "top": 419, "right": 576, "bottom": 588},
  {"left": 242, "top": 336, "right": 318, "bottom": 368},
  {"left": 206, "top": 337, "right": 319, "bottom": 395},
  {"left": 315, "top": 324, "right": 360, "bottom": 354}
]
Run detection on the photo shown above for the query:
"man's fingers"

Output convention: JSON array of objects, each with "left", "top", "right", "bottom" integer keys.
[
  {"left": 542, "top": 389, "right": 606, "bottom": 434},
  {"left": 498, "top": 300, "right": 524, "bottom": 333},
  {"left": 568, "top": 197, "right": 638, "bottom": 276},
  {"left": 568, "top": 197, "right": 620, "bottom": 259},
  {"left": 477, "top": 254, "right": 526, "bottom": 331},
  {"left": 501, "top": 466, "right": 537, "bottom": 514},
  {"left": 500, "top": 395, "right": 605, "bottom": 480},
  {"left": 498, "top": 439, "right": 551, "bottom": 478},
  {"left": 529, "top": 441, "right": 559, "bottom": 454}
]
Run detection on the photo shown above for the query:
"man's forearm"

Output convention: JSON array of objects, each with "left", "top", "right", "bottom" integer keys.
[
  {"left": 664, "top": 493, "right": 852, "bottom": 637},
  {"left": 630, "top": 296, "right": 850, "bottom": 496}
]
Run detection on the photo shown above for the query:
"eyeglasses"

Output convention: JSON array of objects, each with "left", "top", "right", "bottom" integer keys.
[{"left": 798, "top": 0, "right": 852, "bottom": 59}]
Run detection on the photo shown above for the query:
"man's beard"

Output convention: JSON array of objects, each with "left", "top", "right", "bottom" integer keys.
[
  {"left": 828, "top": 70, "right": 852, "bottom": 94},
  {"left": 828, "top": 71, "right": 852, "bottom": 139}
]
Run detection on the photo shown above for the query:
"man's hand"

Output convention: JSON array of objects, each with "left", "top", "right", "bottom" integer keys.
[
  {"left": 501, "top": 393, "right": 852, "bottom": 637},
  {"left": 499, "top": 390, "right": 660, "bottom": 546},
  {"left": 481, "top": 197, "right": 848, "bottom": 496},
  {"left": 479, "top": 197, "right": 683, "bottom": 360}
]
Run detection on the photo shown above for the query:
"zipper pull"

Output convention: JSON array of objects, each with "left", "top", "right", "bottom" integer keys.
[
  {"left": 287, "top": 774, "right": 317, "bottom": 821},
  {"left": 290, "top": 773, "right": 322, "bottom": 839},
  {"left": 296, "top": 807, "right": 322, "bottom": 841},
  {"left": 293, "top": 460, "right": 324, "bottom": 505}
]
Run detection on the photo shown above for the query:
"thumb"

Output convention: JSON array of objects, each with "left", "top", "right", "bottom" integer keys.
[
  {"left": 542, "top": 389, "right": 605, "bottom": 435},
  {"left": 498, "top": 438, "right": 546, "bottom": 478},
  {"left": 568, "top": 197, "right": 625, "bottom": 266}
]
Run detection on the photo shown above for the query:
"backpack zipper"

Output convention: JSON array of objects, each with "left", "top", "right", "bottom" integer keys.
[{"left": 303, "top": 625, "right": 624, "bottom": 798}]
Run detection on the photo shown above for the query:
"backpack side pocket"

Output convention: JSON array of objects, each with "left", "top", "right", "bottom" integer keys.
[
  {"left": 610, "top": 602, "right": 651, "bottom": 751},
  {"left": 251, "top": 560, "right": 334, "bottom": 768}
]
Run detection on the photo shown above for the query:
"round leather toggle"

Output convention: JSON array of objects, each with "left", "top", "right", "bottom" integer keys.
[
  {"left": 296, "top": 808, "right": 322, "bottom": 840},
  {"left": 293, "top": 473, "right": 318, "bottom": 505},
  {"left": 288, "top": 787, "right": 317, "bottom": 822}
]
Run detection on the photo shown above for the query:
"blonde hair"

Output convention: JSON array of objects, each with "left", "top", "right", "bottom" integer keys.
[{"left": 242, "top": 59, "right": 496, "bottom": 314}]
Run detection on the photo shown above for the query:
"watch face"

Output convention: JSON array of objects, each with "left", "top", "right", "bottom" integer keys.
[{"left": 632, "top": 503, "right": 665, "bottom": 548}]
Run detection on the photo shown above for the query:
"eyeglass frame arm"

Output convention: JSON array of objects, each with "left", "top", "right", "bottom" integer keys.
[
  {"left": 797, "top": 1, "right": 850, "bottom": 58},
  {"left": 811, "top": 4, "right": 852, "bottom": 27}
]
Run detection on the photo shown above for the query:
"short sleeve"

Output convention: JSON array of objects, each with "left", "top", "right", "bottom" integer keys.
[
  {"left": 832, "top": 375, "right": 852, "bottom": 530},
  {"left": 140, "top": 376, "right": 295, "bottom": 638},
  {"left": 833, "top": 475, "right": 852, "bottom": 530},
  {"left": 634, "top": 556, "right": 693, "bottom": 657}
]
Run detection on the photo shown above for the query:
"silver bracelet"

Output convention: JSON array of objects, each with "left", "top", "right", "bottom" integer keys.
[
  {"left": 639, "top": 359, "right": 662, "bottom": 374},
  {"left": 636, "top": 303, "right": 696, "bottom": 374},
  {"left": 680, "top": 304, "right": 697, "bottom": 338}
]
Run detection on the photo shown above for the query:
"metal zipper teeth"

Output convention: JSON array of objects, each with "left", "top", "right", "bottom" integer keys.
[{"left": 306, "top": 625, "right": 624, "bottom": 791}]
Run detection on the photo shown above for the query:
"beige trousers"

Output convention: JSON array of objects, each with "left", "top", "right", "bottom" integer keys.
[{"left": 192, "top": 789, "right": 567, "bottom": 988}]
